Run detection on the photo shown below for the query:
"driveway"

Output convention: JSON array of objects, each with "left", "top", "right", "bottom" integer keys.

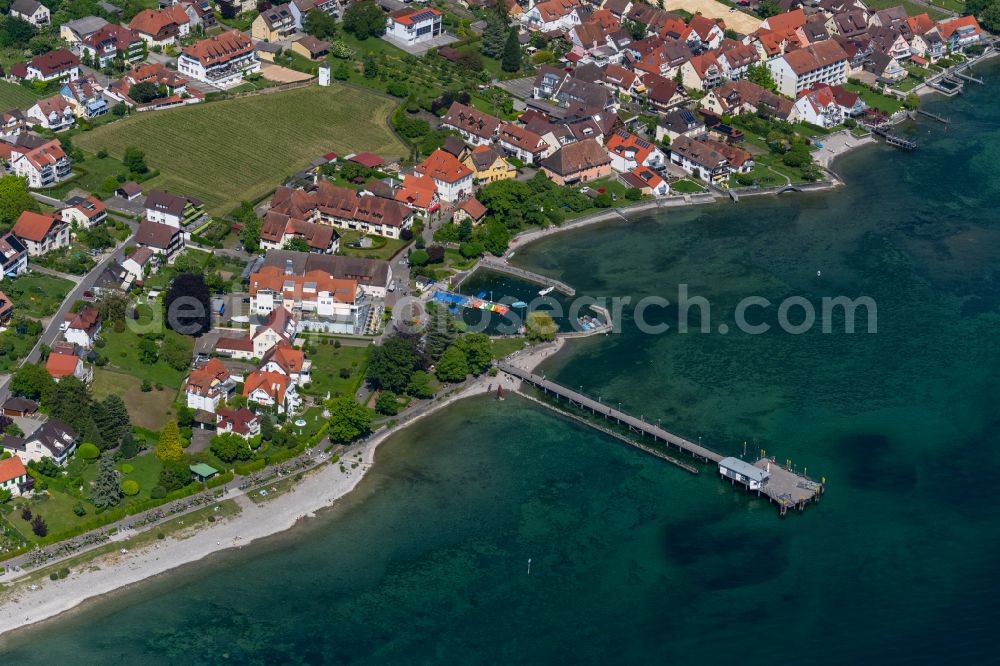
[
  {"left": 383, "top": 32, "right": 458, "bottom": 56},
  {"left": 103, "top": 194, "right": 146, "bottom": 218},
  {"left": 497, "top": 76, "right": 535, "bottom": 101}
]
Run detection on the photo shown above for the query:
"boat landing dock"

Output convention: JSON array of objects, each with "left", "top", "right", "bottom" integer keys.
[{"left": 498, "top": 361, "right": 824, "bottom": 517}]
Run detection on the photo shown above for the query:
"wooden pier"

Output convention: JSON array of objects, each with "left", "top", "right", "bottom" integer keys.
[
  {"left": 914, "top": 109, "right": 949, "bottom": 124},
  {"left": 498, "top": 362, "right": 824, "bottom": 516},
  {"left": 954, "top": 71, "right": 983, "bottom": 85},
  {"left": 866, "top": 124, "right": 916, "bottom": 150}
]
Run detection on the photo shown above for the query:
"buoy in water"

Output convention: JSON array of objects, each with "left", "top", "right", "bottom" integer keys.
[{"left": 817, "top": 270, "right": 822, "bottom": 277}]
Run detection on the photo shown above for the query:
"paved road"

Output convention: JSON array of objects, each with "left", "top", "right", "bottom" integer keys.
[{"left": 29, "top": 192, "right": 64, "bottom": 207}]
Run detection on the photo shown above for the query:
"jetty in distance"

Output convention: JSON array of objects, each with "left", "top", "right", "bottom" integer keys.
[{"left": 498, "top": 362, "right": 825, "bottom": 517}]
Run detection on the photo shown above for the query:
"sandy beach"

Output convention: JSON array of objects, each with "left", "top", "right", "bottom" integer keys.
[{"left": 0, "top": 370, "right": 538, "bottom": 639}]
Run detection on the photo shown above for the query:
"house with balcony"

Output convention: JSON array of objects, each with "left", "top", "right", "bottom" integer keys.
[
  {"left": 540, "top": 137, "right": 612, "bottom": 186},
  {"left": 216, "top": 407, "right": 260, "bottom": 439},
  {"left": 60, "top": 77, "right": 109, "bottom": 118},
  {"left": 936, "top": 15, "right": 984, "bottom": 53},
  {"left": 10, "top": 0, "right": 50, "bottom": 27},
  {"left": 249, "top": 265, "right": 365, "bottom": 335},
  {"left": 497, "top": 123, "right": 552, "bottom": 166},
  {"left": 12, "top": 211, "right": 70, "bottom": 257},
  {"left": 792, "top": 84, "right": 844, "bottom": 128},
  {"left": 63, "top": 306, "right": 101, "bottom": 349},
  {"left": 440, "top": 102, "right": 501, "bottom": 147},
  {"left": 61, "top": 195, "right": 107, "bottom": 228},
  {"left": 252, "top": 3, "right": 296, "bottom": 42},
  {"left": 129, "top": 6, "right": 190, "bottom": 46},
  {"left": 463, "top": 145, "right": 516, "bottom": 184},
  {"left": 268, "top": 182, "right": 414, "bottom": 239},
  {"left": 178, "top": 31, "right": 259, "bottom": 89},
  {"left": 1, "top": 419, "right": 77, "bottom": 467},
  {"left": 680, "top": 53, "right": 723, "bottom": 91},
  {"left": 243, "top": 370, "right": 300, "bottom": 415},
  {"left": 669, "top": 135, "right": 731, "bottom": 186},
  {"left": 415, "top": 149, "right": 474, "bottom": 202},
  {"left": 184, "top": 358, "right": 234, "bottom": 413},
  {"left": 0, "top": 109, "right": 27, "bottom": 140},
  {"left": 384, "top": 7, "right": 444, "bottom": 45},
  {"left": 0, "top": 234, "right": 28, "bottom": 281},
  {"left": 46, "top": 350, "right": 92, "bottom": 384},
  {"left": 135, "top": 219, "right": 184, "bottom": 261},
  {"left": 2, "top": 135, "right": 72, "bottom": 187},
  {"left": 605, "top": 129, "right": 665, "bottom": 173},
  {"left": 144, "top": 189, "right": 206, "bottom": 229},
  {"left": 260, "top": 341, "right": 311, "bottom": 387},
  {"left": 521, "top": 0, "right": 582, "bottom": 33},
  {"left": 81, "top": 24, "right": 145, "bottom": 68},
  {"left": 24, "top": 49, "right": 80, "bottom": 84},
  {"left": 260, "top": 211, "right": 340, "bottom": 254},
  {"left": 26, "top": 95, "right": 76, "bottom": 131},
  {"left": 767, "top": 39, "right": 848, "bottom": 98}
]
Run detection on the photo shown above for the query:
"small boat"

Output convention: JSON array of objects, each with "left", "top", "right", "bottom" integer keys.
[
  {"left": 538, "top": 286, "right": 554, "bottom": 296},
  {"left": 511, "top": 301, "right": 527, "bottom": 308},
  {"left": 476, "top": 292, "right": 487, "bottom": 298},
  {"left": 508, "top": 251, "right": 516, "bottom": 258}
]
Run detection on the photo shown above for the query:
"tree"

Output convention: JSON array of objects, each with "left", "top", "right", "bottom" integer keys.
[
  {"left": 481, "top": 12, "right": 508, "bottom": 58},
  {"left": 366, "top": 335, "right": 419, "bottom": 392},
  {"left": 283, "top": 237, "right": 312, "bottom": 252},
  {"left": 121, "top": 479, "right": 140, "bottom": 496},
  {"left": 436, "top": 345, "right": 469, "bottom": 383},
  {"left": 623, "top": 19, "right": 646, "bottom": 40},
  {"left": 343, "top": 0, "right": 386, "bottom": 39},
  {"left": 210, "top": 433, "right": 252, "bottom": 462},
  {"left": 424, "top": 307, "right": 458, "bottom": 360},
  {"left": 112, "top": 102, "right": 128, "bottom": 117},
  {"left": 456, "top": 333, "right": 492, "bottom": 375},
  {"left": 375, "top": 391, "right": 399, "bottom": 415},
  {"left": 91, "top": 455, "right": 123, "bottom": 509},
  {"left": 758, "top": 0, "right": 782, "bottom": 17},
  {"left": 155, "top": 420, "right": 183, "bottom": 461},
  {"left": 161, "top": 334, "right": 192, "bottom": 371},
  {"left": 31, "top": 514, "right": 47, "bottom": 537},
  {"left": 902, "top": 92, "right": 920, "bottom": 110},
  {"left": 137, "top": 336, "right": 158, "bottom": 364},
  {"left": 0, "top": 175, "right": 38, "bottom": 227},
  {"left": 501, "top": 29, "right": 522, "bottom": 73},
  {"left": 10, "top": 363, "right": 54, "bottom": 402},
  {"left": 96, "top": 291, "right": 130, "bottom": 323},
  {"left": 746, "top": 63, "right": 776, "bottom": 91},
  {"left": 158, "top": 460, "right": 192, "bottom": 491},
  {"left": 327, "top": 396, "right": 373, "bottom": 443},
  {"left": 526, "top": 311, "right": 557, "bottom": 342},
  {"left": 982, "top": 1, "right": 1000, "bottom": 32},
  {"left": 122, "top": 146, "right": 148, "bottom": 174},
  {"left": 97, "top": 394, "right": 129, "bottom": 447},
  {"left": 164, "top": 273, "right": 211, "bottom": 336},
  {"left": 305, "top": 8, "right": 338, "bottom": 38},
  {"left": 406, "top": 370, "right": 434, "bottom": 398},
  {"left": 119, "top": 431, "right": 139, "bottom": 459}
]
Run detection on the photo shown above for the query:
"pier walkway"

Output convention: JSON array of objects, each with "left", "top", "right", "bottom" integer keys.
[
  {"left": 498, "top": 361, "right": 824, "bottom": 516},
  {"left": 475, "top": 257, "right": 576, "bottom": 296}
]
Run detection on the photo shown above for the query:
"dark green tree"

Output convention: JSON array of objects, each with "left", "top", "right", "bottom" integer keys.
[
  {"left": 424, "top": 307, "right": 458, "bottom": 361},
  {"left": 375, "top": 391, "right": 399, "bottom": 415},
  {"left": 304, "top": 8, "right": 338, "bottom": 38},
  {"left": 91, "top": 455, "right": 123, "bottom": 509},
  {"left": 435, "top": 345, "right": 469, "bottom": 382},
  {"left": 327, "top": 396, "right": 374, "bottom": 443},
  {"left": 210, "top": 433, "right": 253, "bottom": 462},
  {"left": 406, "top": 370, "right": 434, "bottom": 398},
  {"left": 481, "top": 13, "right": 508, "bottom": 58},
  {"left": 343, "top": 0, "right": 386, "bottom": 39},
  {"left": 10, "top": 363, "right": 54, "bottom": 402},
  {"left": 456, "top": 333, "right": 492, "bottom": 376},
  {"left": 366, "top": 335, "right": 419, "bottom": 393},
  {"left": 501, "top": 28, "right": 522, "bottom": 73},
  {"left": 123, "top": 146, "right": 148, "bottom": 174}
]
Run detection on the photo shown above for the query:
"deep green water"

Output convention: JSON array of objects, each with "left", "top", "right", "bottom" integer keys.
[{"left": 4, "top": 63, "right": 1000, "bottom": 664}]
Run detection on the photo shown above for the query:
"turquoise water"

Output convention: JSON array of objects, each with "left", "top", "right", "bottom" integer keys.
[{"left": 3, "top": 62, "right": 1000, "bottom": 663}]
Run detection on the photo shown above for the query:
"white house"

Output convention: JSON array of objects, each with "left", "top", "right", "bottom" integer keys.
[
  {"left": 184, "top": 358, "right": 233, "bottom": 413},
  {"left": 243, "top": 370, "right": 300, "bottom": 414},
  {"left": 415, "top": 149, "right": 473, "bottom": 202},
  {"left": 24, "top": 49, "right": 80, "bottom": 84},
  {"left": 26, "top": 95, "right": 76, "bottom": 131},
  {"left": 604, "top": 130, "right": 666, "bottom": 173},
  {"left": 384, "top": 6, "right": 444, "bottom": 45},
  {"left": 1, "top": 419, "right": 77, "bottom": 467},
  {"left": 122, "top": 246, "right": 160, "bottom": 281},
  {"left": 718, "top": 456, "right": 770, "bottom": 490},
  {"left": 60, "top": 195, "right": 107, "bottom": 228},
  {"left": 0, "top": 234, "right": 29, "bottom": 281},
  {"left": 767, "top": 39, "right": 848, "bottom": 98},
  {"left": 0, "top": 456, "right": 30, "bottom": 497},
  {"left": 177, "top": 31, "right": 260, "bottom": 89},
  {"left": 12, "top": 211, "right": 70, "bottom": 257},
  {"left": 63, "top": 307, "right": 101, "bottom": 349},
  {"left": 4, "top": 137, "right": 72, "bottom": 188},
  {"left": 10, "top": 0, "right": 50, "bottom": 27},
  {"left": 792, "top": 85, "right": 843, "bottom": 128},
  {"left": 259, "top": 342, "right": 311, "bottom": 387},
  {"left": 522, "top": 0, "right": 581, "bottom": 33},
  {"left": 216, "top": 407, "right": 261, "bottom": 439}
]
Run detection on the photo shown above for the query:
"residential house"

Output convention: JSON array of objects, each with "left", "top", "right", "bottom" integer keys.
[
  {"left": 108, "top": 63, "right": 202, "bottom": 110},
  {"left": 759, "top": 8, "right": 808, "bottom": 34},
  {"left": 2, "top": 397, "right": 37, "bottom": 417},
  {"left": 290, "top": 0, "right": 341, "bottom": 28},
  {"left": 10, "top": 0, "right": 50, "bottom": 27},
  {"left": 92, "top": 260, "right": 133, "bottom": 295},
  {"left": 180, "top": 0, "right": 218, "bottom": 30},
  {"left": 12, "top": 211, "right": 69, "bottom": 256},
  {"left": 135, "top": 219, "right": 184, "bottom": 261},
  {"left": 60, "top": 77, "right": 108, "bottom": 118},
  {"left": 394, "top": 172, "right": 439, "bottom": 211},
  {"left": 60, "top": 16, "right": 109, "bottom": 44},
  {"left": 217, "top": 305, "right": 298, "bottom": 359},
  {"left": 601, "top": 63, "right": 639, "bottom": 97},
  {"left": 1, "top": 419, "right": 77, "bottom": 466},
  {"left": 497, "top": 122, "right": 552, "bottom": 165},
  {"left": 0, "top": 456, "right": 30, "bottom": 497},
  {"left": 243, "top": 370, "right": 300, "bottom": 414},
  {"left": 869, "top": 26, "right": 912, "bottom": 61},
  {"left": 81, "top": 24, "right": 145, "bottom": 68},
  {"left": 249, "top": 263, "right": 365, "bottom": 334},
  {"left": 540, "top": 137, "right": 612, "bottom": 186},
  {"left": 216, "top": 407, "right": 260, "bottom": 439},
  {"left": 177, "top": 31, "right": 260, "bottom": 89},
  {"left": 792, "top": 84, "right": 843, "bottom": 128},
  {"left": 129, "top": 6, "right": 191, "bottom": 46},
  {"left": 0, "top": 234, "right": 28, "bottom": 280},
  {"left": 0, "top": 109, "right": 27, "bottom": 139},
  {"left": 463, "top": 144, "right": 516, "bottom": 184},
  {"left": 2, "top": 135, "right": 72, "bottom": 187},
  {"left": 440, "top": 103, "right": 501, "bottom": 147},
  {"left": 628, "top": 37, "right": 692, "bottom": 80},
  {"left": 259, "top": 211, "right": 340, "bottom": 253},
  {"left": 0, "top": 291, "right": 13, "bottom": 326},
  {"left": 63, "top": 306, "right": 101, "bottom": 349},
  {"left": 655, "top": 107, "right": 705, "bottom": 143},
  {"left": 46, "top": 350, "right": 92, "bottom": 383},
  {"left": 252, "top": 3, "right": 296, "bottom": 43},
  {"left": 767, "top": 39, "right": 849, "bottom": 97},
  {"left": 683, "top": 14, "right": 725, "bottom": 50},
  {"left": 532, "top": 66, "right": 614, "bottom": 110},
  {"left": 619, "top": 166, "right": 668, "bottom": 197},
  {"left": 452, "top": 197, "right": 488, "bottom": 225},
  {"left": 865, "top": 49, "right": 907, "bottom": 84},
  {"left": 122, "top": 246, "right": 159, "bottom": 281},
  {"left": 184, "top": 358, "right": 233, "bottom": 413},
  {"left": 936, "top": 15, "right": 984, "bottom": 52},
  {"left": 669, "top": 135, "right": 731, "bottom": 186},
  {"left": 715, "top": 41, "right": 759, "bottom": 80},
  {"left": 258, "top": 250, "right": 393, "bottom": 299},
  {"left": 384, "top": 7, "right": 444, "bottom": 45},
  {"left": 144, "top": 189, "right": 205, "bottom": 228},
  {"left": 268, "top": 182, "right": 414, "bottom": 239},
  {"left": 681, "top": 53, "right": 723, "bottom": 91},
  {"left": 605, "top": 130, "right": 665, "bottom": 173},
  {"left": 291, "top": 35, "right": 330, "bottom": 60},
  {"left": 701, "top": 79, "right": 794, "bottom": 120},
  {"left": 259, "top": 341, "right": 311, "bottom": 386},
  {"left": 831, "top": 10, "right": 869, "bottom": 39},
  {"left": 24, "top": 49, "right": 80, "bottom": 84},
  {"left": 829, "top": 83, "right": 866, "bottom": 116},
  {"left": 61, "top": 195, "right": 107, "bottom": 228},
  {"left": 25, "top": 95, "right": 76, "bottom": 131},
  {"left": 522, "top": 0, "right": 582, "bottom": 33},
  {"left": 415, "top": 149, "right": 474, "bottom": 202},
  {"left": 643, "top": 74, "right": 686, "bottom": 112}
]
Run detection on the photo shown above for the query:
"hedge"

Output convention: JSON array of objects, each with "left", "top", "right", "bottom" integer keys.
[
  {"left": 235, "top": 459, "right": 266, "bottom": 475},
  {"left": 206, "top": 470, "right": 234, "bottom": 489}
]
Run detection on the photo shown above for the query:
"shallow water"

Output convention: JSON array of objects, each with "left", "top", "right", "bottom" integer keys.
[{"left": 3, "top": 61, "right": 999, "bottom": 664}]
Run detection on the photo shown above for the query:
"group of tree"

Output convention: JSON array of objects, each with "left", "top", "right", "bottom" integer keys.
[
  {"left": 234, "top": 201, "right": 262, "bottom": 253},
  {"left": 304, "top": 7, "right": 338, "bottom": 39},
  {"left": 343, "top": 0, "right": 386, "bottom": 39},
  {"left": 746, "top": 64, "right": 776, "bottom": 92},
  {"left": 210, "top": 432, "right": 254, "bottom": 463},
  {"left": 127, "top": 83, "right": 167, "bottom": 105},
  {"left": 0, "top": 15, "right": 33, "bottom": 49},
  {"left": 327, "top": 395, "right": 374, "bottom": 443},
  {"left": 10, "top": 368, "right": 130, "bottom": 451},
  {"left": 479, "top": 5, "right": 520, "bottom": 72},
  {"left": 0, "top": 175, "right": 39, "bottom": 228},
  {"left": 123, "top": 146, "right": 149, "bottom": 175},
  {"left": 966, "top": 0, "right": 1000, "bottom": 31}
]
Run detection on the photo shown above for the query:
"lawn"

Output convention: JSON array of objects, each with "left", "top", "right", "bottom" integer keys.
[
  {"left": 0, "top": 327, "right": 39, "bottom": 372},
  {"left": 3, "top": 273, "right": 74, "bottom": 318},
  {"left": 338, "top": 230, "right": 410, "bottom": 262},
  {"left": 118, "top": 453, "right": 164, "bottom": 499},
  {"left": 491, "top": 336, "right": 528, "bottom": 359},
  {"left": 0, "top": 81, "right": 42, "bottom": 110},
  {"left": 843, "top": 82, "right": 903, "bottom": 114},
  {"left": 863, "top": 0, "right": 949, "bottom": 18},
  {"left": 671, "top": 179, "right": 705, "bottom": 194},
  {"left": 91, "top": 368, "right": 180, "bottom": 430},
  {"left": 98, "top": 326, "right": 193, "bottom": 388},
  {"left": 8, "top": 491, "right": 94, "bottom": 545},
  {"left": 42, "top": 155, "right": 133, "bottom": 200},
  {"left": 299, "top": 339, "right": 370, "bottom": 398},
  {"left": 75, "top": 84, "right": 408, "bottom": 215}
]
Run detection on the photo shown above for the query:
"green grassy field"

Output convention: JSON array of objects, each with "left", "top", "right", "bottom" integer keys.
[
  {"left": 864, "top": 0, "right": 949, "bottom": 18},
  {"left": 0, "top": 81, "right": 41, "bottom": 110},
  {"left": 4, "top": 274, "right": 74, "bottom": 318},
  {"left": 75, "top": 84, "right": 408, "bottom": 215},
  {"left": 299, "top": 340, "right": 370, "bottom": 398},
  {"left": 98, "top": 327, "right": 193, "bottom": 388},
  {"left": 92, "top": 368, "right": 179, "bottom": 430},
  {"left": 670, "top": 179, "right": 706, "bottom": 194}
]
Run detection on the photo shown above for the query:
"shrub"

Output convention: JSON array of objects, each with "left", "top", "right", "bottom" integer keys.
[
  {"left": 50, "top": 572, "right": 59, "bottom": 581},
  {"left": 141, "top": 379, "right": 152, "bottom": 392},
  {"left": 72, "top": 502, "right": 86, "bottom": 517},
  {"left": 120, "top": 463, "right": 134, "bottom": 474},
  {"left": 157, "top": 532, "right": 165, "bottom": 539},
  {"left": 20, "top": 506, "right": 31, "bottom": 521},
  {"left": 77, "top": 442, "right": 100, "bottom": 461},
  {"left": 121, "top": 479, "right": 140, "bottom": 496},
  {"left": 150, "top": 485, "right": 166, "bottom": 499},
  {"left": 58, "top": 567, "right": 70, "bottom": 579}
]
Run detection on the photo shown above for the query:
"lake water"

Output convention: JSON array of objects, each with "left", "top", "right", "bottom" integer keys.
[{"left": 3, "top": 61, "right": 999, "bottom": 664}]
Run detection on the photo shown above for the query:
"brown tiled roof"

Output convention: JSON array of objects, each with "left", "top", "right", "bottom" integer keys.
[
  {"left": 135, "top": 219, "right": 179, "bottom": 249},
  {"left": 28, "top": 49, "right": 79, "bottom": 77},
  {"left": 541, "top": 138, "right": 610, "bottom": 177},
  {"left": 441, "top": 102, "right": 501, "bottom": 142},
  {"left": 130, "top": 6, "right": 188, "bottom": 36},
  {"left": 181, "top": 30, "right": 253, "bottom": 66},
  {"left": 12, "top": 211, "right": 61, "bottom": 242},
  {"left": 416, "top": 149, "right": 473, "bottom": 184},
  {"left": 782, "top": 39, "right": 848, "bottom": 75},
  {"left": 456, "top": 198, "right": 487, "bottom": 220}
]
